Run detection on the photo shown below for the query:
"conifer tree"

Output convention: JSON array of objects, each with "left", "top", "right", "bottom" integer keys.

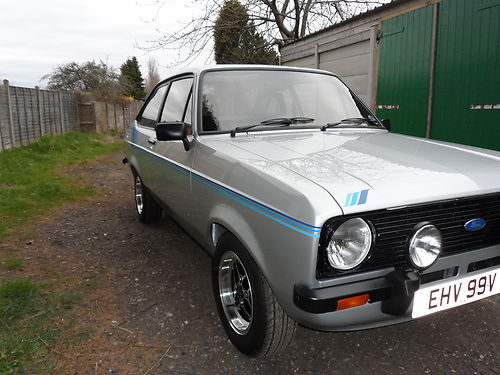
[
  {"left": 214, "top": 0, "right": 278, "bottom": 65},
  {"left": 120, "top": 57, "right": 145, "bottom": 100}
]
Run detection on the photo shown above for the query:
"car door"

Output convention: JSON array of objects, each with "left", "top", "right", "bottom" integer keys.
[
  {"left": 134, "top": 83, "right": 169, "bottom": 190},
  {"left": 148, "top": 76, "right": 194, "bottom": 222}
]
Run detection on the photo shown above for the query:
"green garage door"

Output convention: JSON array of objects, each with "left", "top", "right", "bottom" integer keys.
[
  {"left": 375, "top": 5, "right": 434, "bottom": 137},
  {"left": 431, "top": 0, "right": 500, "bottom": 151},
  {"left": 376, "top": 0, "right": 500, "bottom": 150}
]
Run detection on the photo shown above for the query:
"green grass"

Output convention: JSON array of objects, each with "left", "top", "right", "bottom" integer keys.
[
  {"left": 0, "top": 133, "right": 120, "bottom": 372},
  {"left": 0, "top": 278, "right": 83, "bottom": 374},
  {"left": 0, "top": 132, "right": 121, "bottom": 238},
  {"left": 3, "top": 258, "right": 23, "bottom": 270}
]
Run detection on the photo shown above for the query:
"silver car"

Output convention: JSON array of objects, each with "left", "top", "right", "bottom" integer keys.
[{"left": 123, "top": 65, "right": 500, "bottom": 356}]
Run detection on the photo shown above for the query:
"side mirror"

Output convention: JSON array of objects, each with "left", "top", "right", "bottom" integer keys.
[
  {"left": 381, "top": 118, "right": 391, "bottom": 131},
  {"left": 155, "top": 121, "right": 192, "bottom": 151},
  {"left": 156, "top": 121, "right": 185, "bottom": 141}
]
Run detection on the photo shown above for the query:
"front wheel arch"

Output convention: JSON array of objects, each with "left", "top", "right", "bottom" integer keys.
[{"left": 212, "top": 232, "right": 296, "bottom": 356}]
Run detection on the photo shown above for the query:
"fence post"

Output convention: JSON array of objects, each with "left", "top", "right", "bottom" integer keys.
[
  {"left": 0, "top": 87, "right": 3, "bottom": 151},
  {"left": 22, "top": 88, "right": 30, "bottom": 143},
  {"left": 3, "top": 79, "right": 15, "bottom": 148},
  {"left": 58, "top": 91, "right": 65, "bottom": 134},
  {"left": 122, "top": 104, "right": 126, "bottom": 130},
  {"left": 37, "top": 87, "right": 44, "bottom": 136},
  {"left": 74, "top": 93, "right": 80, "bottom": 131}
]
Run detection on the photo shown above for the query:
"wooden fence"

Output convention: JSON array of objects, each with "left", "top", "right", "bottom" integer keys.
[
  {"left": 81, "top": 101, "right": 142, "bottom": 134},
  {"left": 0, "top": 79, "right": 142, "bottom": 151},
  {"left": 0, "top": 80, "right": 79, "bottom": 150}
]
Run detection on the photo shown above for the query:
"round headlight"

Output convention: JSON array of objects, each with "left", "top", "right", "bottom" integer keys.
[
  {"left": 326, "top": 218, "right": 372, "bottom": 270},
  {"left": 408, "top": 223, "right": 442, "bottom": 269}
]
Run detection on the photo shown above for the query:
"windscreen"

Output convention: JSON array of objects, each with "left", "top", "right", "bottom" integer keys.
[{"left": 200, "top": 70, "right": 366, "bottom": 132}]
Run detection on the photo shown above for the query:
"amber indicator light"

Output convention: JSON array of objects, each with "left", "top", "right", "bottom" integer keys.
[{"left": 336, "top": 294, "right": 370, "bottom": 311}]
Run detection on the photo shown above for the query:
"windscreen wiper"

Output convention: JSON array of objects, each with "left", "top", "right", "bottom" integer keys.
[
  {"left": 230, "top": 117, "right": 314, "bottom": 138},
  {"left": 321, "top": 117, "right": 380, "bottom": 131}
]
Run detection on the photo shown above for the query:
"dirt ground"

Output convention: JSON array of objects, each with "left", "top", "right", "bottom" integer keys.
[{"left": 1, "top": 150, "right": 498, "bottom": 375}]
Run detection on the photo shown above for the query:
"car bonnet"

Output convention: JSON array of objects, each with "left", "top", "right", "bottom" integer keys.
[{"left": 215, "top": 130, "right": 500, "bottom": 215}]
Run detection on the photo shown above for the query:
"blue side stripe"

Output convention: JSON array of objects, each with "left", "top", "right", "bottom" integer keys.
[
  {"left": 191, "top": 174, "right": 321, "bottom": 233},
  {"left": 128, "top": 142, "right": 321, "bottom": 238},
  {"left": 132, "top": 127, "right": 137, "bottom": 144},
  {"left": 133, "top": 143, "right": 320, "bottom": 231},
  {"left": 141, "top": 148, "right": 190, "bottom": 177},
  {"left": 192, "top": 175, "right": 320, "bottom": 238}
]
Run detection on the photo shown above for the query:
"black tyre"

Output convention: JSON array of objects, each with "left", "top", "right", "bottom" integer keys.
[
  {"left": 212, "top": 233, "right": 296, "bottom": 357},
  {"left": 133, "top": 173, "right": 162, "bottom": 223}
]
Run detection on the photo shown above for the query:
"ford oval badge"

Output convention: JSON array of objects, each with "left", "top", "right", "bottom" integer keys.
[{"left": 464, "top": 218, "right": 486, "bottom": 232}]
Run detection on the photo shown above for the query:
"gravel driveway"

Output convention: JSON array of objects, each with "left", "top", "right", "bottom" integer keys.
[{"left": 11, "top": 150, "right": 499, "bottom": 375}]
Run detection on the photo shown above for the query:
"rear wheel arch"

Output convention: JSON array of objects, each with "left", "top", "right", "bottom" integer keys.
[
  {"left": 126, "top": 152, "right": 141, "bottom": 179},
  {"left": 130, "top": 165, "right": 139, "bottom": 177},
  {"left": 132, "top": 172, "right": 162, "bottom": 224}
]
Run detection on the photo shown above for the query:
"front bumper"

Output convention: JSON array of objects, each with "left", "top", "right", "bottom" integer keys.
[
  {"left": 292, "top": 245, "right": 499, "bottom": 331},
  {"left": 295, "top": 269, "right": 421, "bottom": 316}
]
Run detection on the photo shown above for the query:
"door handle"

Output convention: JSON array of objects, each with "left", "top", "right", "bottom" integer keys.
[{"left": 148, "top": 138, "right": 156, "bottom": 145}]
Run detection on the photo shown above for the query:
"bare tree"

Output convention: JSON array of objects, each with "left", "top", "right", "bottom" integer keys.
[
  {"left": 145, "top": 57, "right": 161, "bottom": 95},
  {"left": 139, "top": 0, "right": 388, "bottom": 66},
  {"left": 41, "top": 60, "right": 125, "bottom": 101}
]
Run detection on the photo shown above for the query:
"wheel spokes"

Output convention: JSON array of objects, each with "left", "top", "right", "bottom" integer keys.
[
  {"left": 218, "top": 251, "right": 254, "bottom": 335},
  {"left": 134, "top": 177, "right": 144, "bottom": 214}
]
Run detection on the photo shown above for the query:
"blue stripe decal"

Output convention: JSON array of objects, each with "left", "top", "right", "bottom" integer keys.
[
  {"left": 358, "top": 189, "right": 369, "bottom": 205},
  {"left": 344, "top": 193, "right": 352, "bottom": 207},
  {"left": 128, "top": 142, "right": 321, "bottom": 238},
  {"left": 349, "top": 192, "right": 359, "bottom": 206},
  {"left": 344, "top": 189, "right": 370, "bottom": 207}
]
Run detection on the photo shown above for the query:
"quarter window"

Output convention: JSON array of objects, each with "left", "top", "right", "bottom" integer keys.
[
  {"left": 161, "top": 78, "right": 193, "bottom": 122},
  {"left": 138, "top": 85, "right": 168, "bottom": 127}
]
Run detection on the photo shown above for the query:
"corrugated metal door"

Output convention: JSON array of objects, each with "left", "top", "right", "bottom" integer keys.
[
  {"left": 430, "top": 0, "right": 500, "bottom": 150},
  {"left": 375, "top": 5, "right": 434, "bottom": 137},
  {"left": 320, "top": 41, "right": 371, "bottom": 104}
]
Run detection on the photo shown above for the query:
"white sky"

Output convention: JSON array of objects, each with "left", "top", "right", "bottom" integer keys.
[{"left": 0, "top": 0, "right": 213, "bottom": 88}]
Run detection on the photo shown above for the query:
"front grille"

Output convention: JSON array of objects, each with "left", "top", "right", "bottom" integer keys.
[{"left": 317, "top": 192, "right": 500, "bottom": 279}]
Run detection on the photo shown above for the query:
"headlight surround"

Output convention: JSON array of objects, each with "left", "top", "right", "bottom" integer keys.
[
  {"left": 326, "top": 218, "right": 373, "bottom": 271},
  {"left": 408, "top": 223, "right": 442, "bottom": 270}
]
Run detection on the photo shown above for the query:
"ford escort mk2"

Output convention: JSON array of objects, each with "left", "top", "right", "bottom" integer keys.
[{"left": 123, "top": 65, "right": 500, "bottom": 356}]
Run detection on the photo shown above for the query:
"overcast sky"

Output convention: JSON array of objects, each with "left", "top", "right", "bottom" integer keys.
[{"left": 1, "top": 0, "right": 213, "bottom": 88}]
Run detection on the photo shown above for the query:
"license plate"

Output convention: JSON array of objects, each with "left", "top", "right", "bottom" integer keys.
[{"left": 412, "top": 268, "right": 499, "bottom": 319}]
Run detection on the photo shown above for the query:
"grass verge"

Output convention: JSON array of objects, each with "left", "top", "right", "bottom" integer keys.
[
  {"left": 0, "top": 131, "right": 121, "bottom": 238},
  {"left": 0, "top": 278, "right": 84, "bottom": 374},
  {"left": 0, "top": 132, "right": 119, "bottom": 373}
]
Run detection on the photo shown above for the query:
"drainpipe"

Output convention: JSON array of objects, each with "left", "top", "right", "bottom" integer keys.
[
  {"left": 425, "top": 3, "right": 439, "bottom": 139},
  {"left": 314, "top": 44, "right": 320, "bottom": 69}
]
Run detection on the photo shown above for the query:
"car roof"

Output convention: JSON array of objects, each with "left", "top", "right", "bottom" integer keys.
[{"left": 159, "top": 64, "right": 336, "bottom": 82}]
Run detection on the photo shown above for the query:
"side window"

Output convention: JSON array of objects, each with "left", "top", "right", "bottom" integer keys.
[
  {"left": 138, "top": 85, "right": 168, "bottom": 127},
  {"left": 161, "top": 78, "right": 193, "bottom": 122}
]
